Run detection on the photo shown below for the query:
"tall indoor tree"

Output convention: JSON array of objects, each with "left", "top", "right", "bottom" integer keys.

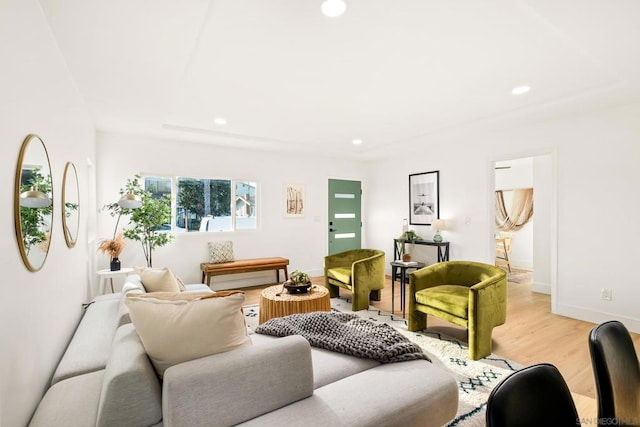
[{"left": 104, "top": 174, "right": 173, "bottom": 267}]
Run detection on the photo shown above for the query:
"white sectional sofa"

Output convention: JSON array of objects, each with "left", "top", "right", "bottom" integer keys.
[{"left": 29, "top": 274, "right": 459, "bottom": 426}]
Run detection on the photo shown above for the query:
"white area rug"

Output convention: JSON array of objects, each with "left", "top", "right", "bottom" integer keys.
[{"left": 243, "top": 296, "right": 522, "bottom": 427}]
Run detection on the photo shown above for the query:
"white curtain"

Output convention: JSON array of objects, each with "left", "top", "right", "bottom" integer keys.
[{"left": 495, "top": 188, "right": 534, "bottom": 231}]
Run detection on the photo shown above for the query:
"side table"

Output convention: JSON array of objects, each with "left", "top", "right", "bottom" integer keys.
[
  {"left": 97, "top": 267, "right": 134, "bottom": 294},
  {"left": 390, "top": 261, "right": 426, "bottom": 318},
  {"left": 259, "top": 284, "right": 331, "bottom": 324}
]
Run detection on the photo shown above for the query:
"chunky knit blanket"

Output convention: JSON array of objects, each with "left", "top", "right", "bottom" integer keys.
[{"left": 255, "top": 312, "right": 430, "bottom": 363}]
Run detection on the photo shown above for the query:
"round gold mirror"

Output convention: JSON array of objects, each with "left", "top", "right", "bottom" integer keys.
[
  {"left": 14, "top": 134, "right": 53, "bottom": 272},
  {"left": 62, "top": 162, "right": 80, "bottom": 248}
]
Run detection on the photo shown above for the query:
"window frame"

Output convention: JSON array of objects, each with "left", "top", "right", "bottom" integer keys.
[{"left": 142, "top": 173, "right": 259, "bottom": 234}]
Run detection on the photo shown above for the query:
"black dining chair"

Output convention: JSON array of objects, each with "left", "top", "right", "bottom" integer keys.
[
  {"left": 486, "top": 363, "right": 580, "bottom": 427},
  {"left": 589, "top": 320, "right": 640, "bottom": 427}
]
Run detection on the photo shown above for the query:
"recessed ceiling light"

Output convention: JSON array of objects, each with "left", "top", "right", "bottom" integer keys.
[
  {"left": 213, "top": 117, "right": 227, "bottom": 126},
  {"left": 321, "top": 0, "right": 346, "bottom": 17},
  {"left": 511, "top": 86, "right": 531, "bottom": 96},
  {"left": 352, "top": 139, "right": 362, "bottom": 145}
]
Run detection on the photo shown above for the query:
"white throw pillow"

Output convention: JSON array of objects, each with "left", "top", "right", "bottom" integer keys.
[
  {"left": 125, "top": 291, "right": 251, "bottom": 377},
  {"left": 208, "top": 241, "right": 234, "bottom": 263},
  {"left": 121, "top": 275, "right": 145, "bottom": 294},
  {"left": 138, "top": 267, "right": 182, "bottom": 293}
]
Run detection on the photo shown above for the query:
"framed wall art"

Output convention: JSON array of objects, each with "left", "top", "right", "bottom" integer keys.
[
  {"left": 284, "top": 183, "right": 305, "bottom": 218},
  {"left": 409, "top": 171, "right": 439, "bottom": 225}
]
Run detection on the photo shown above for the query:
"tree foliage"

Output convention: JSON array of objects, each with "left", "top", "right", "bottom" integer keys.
[
  {"left": 104, "top": 174, "right": 173, "bottom": 267},
  {"left": 209, "top": 179, "right": 231, "bottom": 216},
  {"left": 177, "top": 178, "right": 204, "bottom": 228}
]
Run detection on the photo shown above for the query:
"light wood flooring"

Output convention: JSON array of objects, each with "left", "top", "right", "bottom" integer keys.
[{"left": 241, "top": 268, "right": 640, "bottom": 407}]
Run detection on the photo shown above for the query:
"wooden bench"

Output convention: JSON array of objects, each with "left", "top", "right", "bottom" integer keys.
[{"left": 200, "top": 257, "right": 290, "bottom": 287}]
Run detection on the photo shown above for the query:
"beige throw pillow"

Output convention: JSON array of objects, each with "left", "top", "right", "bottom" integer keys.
[
  {"left": 139, "top": 268, "right": 182, "bottom": 293},
  {"left": 125, "top": 291, "right": 251, "bottom": 377},
  {"left": 208, "top": 241, "right": 234, "bottom": 263}
]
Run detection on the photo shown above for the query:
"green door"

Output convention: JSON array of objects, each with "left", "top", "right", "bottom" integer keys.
[{"left": 328, "top": 179, "right": 361, "bottom": 255}]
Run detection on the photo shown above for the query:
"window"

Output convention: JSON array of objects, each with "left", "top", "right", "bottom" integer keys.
[
  {"left": 145, "top": 176, "right": 172, "bottom": 199},
  {"left": 171, "top": 177, "right": 257, "bottom": 233},
  {"left": 235, "top": 181, "right": 257, "bottom": 229}
]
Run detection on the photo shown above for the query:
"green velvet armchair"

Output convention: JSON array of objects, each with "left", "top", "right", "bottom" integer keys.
[
  {"left": 324, "top": 249, "right": 386, "bottom": 311},
  {"left": 408, "top": 261, "right": 507, "bottom": 360}
]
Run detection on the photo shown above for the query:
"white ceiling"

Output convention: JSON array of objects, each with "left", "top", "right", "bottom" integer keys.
[{"left": 39, "top": 0, "right": 640, "bottom": 159}]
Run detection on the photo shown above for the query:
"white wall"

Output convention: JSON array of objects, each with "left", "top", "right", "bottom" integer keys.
[
  {"left": 532, "top": 155, "right": 554, "bottom": 295},
  {"left": 365, "top": 101, "right": 640, "bottom": 334},
  {"left": 95, "top": 132, "right": 367, "bottom": 289},
  {"left": 0, "top": 1, "right": 96, "bottom": 425}
]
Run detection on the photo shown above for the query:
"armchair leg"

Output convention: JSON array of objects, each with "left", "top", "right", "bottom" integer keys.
[
  {"left": 370, "top": 289, "right": 381, "bottom": 301},
  {"left": 408, "top": 310, "right": 427, "bottom": 332},
  {"left": 351, "top": 287, "right": 371, "bottom": 312},
  {"left": 325, "top": 283, "right": 340, "bottom": 298},
  {"left": 468, "top": 322, "right": 494, "bottom": 360}
]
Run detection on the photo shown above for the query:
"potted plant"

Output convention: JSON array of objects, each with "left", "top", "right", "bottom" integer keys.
[
  {"left": 103, "top": 174, "right": 174, "bottom": 267},
  {"left": 98, "top": 231, "right": 126, "bottom": 270},
  {"left": 284, "top": 270, "right": 312, "bottom": 293},
  {"left": 398, "top": 230, "right": 421, "bottom": 262}
]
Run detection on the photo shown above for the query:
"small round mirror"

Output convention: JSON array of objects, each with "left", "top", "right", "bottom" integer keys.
[
  {"left": 14, "top": 134, "right": 53, "bottom": 272},
  {"left": 62, "top": 162, "right": 80, "bottom": 248}
]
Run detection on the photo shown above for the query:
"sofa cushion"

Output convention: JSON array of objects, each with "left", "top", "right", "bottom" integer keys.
[
  {"left": 416, "top": 285, "right": 469, "bottom": 319},
  {"left": 326, "top": 267, "right": 352, "bottom": 284},
  {"left": 96, "top": 324, "right": 162, "bottom": 427},
  {"left": 238, "top": 359, "right": 458, "bottom": 427},
  {"left": 51, "top": 297, "right": 121, "bottom": 385},
  {"left": 208, "top": 240, "right": 234, "bottom": 263},
  {"left": 121, "top": 275, "right": 145, "bottom": 294},
  {"left": 162, "top": 335, "right": 313, "bottom": 427},
  {"left": 183, "top": 283, "right": 214, "bottom": 293},
  {"left": 138, "top": 267, "right": 182, "bottom": 293},
  {"left": 29, "top": 370, "right": 104, "bottom": 427},
  {"left": 125, "top": 291, "right": 251, "bottom": 376},
  {"left": 250, "top": 333, "right": 380, "bottom": 389}
]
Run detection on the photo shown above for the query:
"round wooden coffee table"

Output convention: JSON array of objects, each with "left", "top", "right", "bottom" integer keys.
[{"left": 259, "top": 284, "right": 331, "bottom": 324}]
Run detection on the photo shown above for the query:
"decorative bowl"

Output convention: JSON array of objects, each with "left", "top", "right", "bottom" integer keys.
[{"left": 284, "top": 282, "right": 312, "bottom": 294}]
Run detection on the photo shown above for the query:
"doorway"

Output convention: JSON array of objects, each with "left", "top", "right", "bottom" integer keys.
[
  {"left": 492, "top": 153, "right": 556, "bottom": 307},
  {"left": 494, "top": 158, "right": 534, "bottom": 272},
  {"left": 328, "top": 179, "right": 361, "bottom": 255}
]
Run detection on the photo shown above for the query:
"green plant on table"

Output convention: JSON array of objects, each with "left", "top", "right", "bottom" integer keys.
[
  {"left": 290, "top": 270, "right": 311, "bottom": 285},
  {"left": 398, "top": 230, "right": 421, "bottom": 255}
]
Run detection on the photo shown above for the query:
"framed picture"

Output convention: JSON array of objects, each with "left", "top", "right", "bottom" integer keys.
[
  {"left": 284, "top": 183, "right": 305, "bottom": 217},
  {"left": 409, "top": 171, "right": 439, "bottom": 225}
]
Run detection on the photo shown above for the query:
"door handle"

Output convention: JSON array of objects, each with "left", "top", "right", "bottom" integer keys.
[{"left": 329, "top": 228, "right": 337, "bottom": 232}]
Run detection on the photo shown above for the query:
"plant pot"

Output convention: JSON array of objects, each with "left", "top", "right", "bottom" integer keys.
[
  {"left": 284, "top": 282, "right": 312, "bottom": 294},
  {"left": 402, "top": 253, "right": 412, "bottom": 262},
  {"left": 110, "top": 257, "right": 121, "bottom": 271}
]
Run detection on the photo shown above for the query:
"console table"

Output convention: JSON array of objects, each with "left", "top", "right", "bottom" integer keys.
[{"left": 392, "top": 239, "right": 450, "bottom": 263}]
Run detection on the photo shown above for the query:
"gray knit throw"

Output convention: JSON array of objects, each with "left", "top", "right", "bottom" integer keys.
[{"left": 255, "top": 312, "right": 430, "bottom": 363}]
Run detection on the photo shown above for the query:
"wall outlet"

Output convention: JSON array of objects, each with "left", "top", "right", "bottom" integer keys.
[{"left": 601, "top": 288, "right": 613, "bottom": 301}]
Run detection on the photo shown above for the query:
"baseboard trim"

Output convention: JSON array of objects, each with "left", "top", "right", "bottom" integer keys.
[
  {"left": 531, "top": 281, "right": 550, "bottom": 294},
  {"left": 556, "top": 303, "right": 640, "bottom": 334}
]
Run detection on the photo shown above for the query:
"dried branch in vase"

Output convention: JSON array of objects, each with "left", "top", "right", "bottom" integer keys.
[{"left": 98, "top": 232, "right": 126, "bottom": 259}]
